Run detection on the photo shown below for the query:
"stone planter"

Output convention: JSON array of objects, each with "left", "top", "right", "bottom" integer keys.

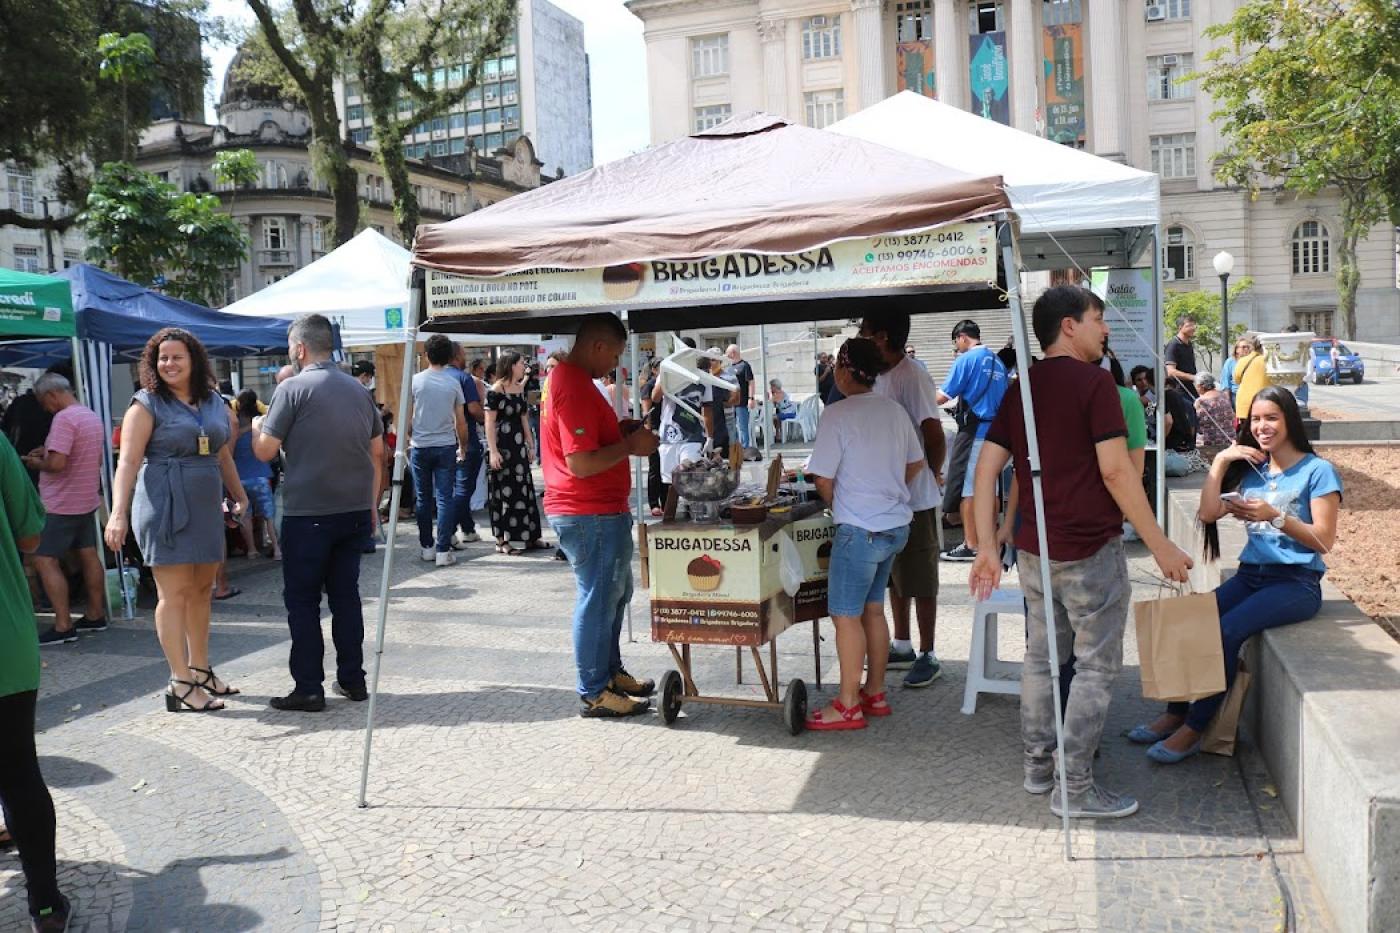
[{"left": 1254, "top": 331, "right": 1316, "bottom": 390}]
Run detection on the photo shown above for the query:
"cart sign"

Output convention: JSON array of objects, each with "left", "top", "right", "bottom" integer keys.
[
  {"left": 648, "top": 525, "right": 795, "bottom": 646},
  {"left": 424, "top": 221, "right": 997, "bottom": 322},
  {"left": 787, "top": 515, "right": 833, "bottom": 623},
  {"left": 1089, "top": 267, "right": 1158, "bottom": 380}
]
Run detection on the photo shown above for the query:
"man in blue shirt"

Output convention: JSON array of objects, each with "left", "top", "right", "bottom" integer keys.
[
  {"left": 937, "top": 320, "right": 1008, "bottom": 561},
  {"left": 448, "top": 342, "right": 486, "bottom": 546}
]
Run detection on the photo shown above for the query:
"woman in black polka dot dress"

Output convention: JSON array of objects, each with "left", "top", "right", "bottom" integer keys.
[{"left": 485, "top": 351, "right": 545, "bottom": 554}]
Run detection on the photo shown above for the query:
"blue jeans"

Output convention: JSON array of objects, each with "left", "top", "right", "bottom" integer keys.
[
  {"left": 453, "top": 445, "right": 484, "bottom": 536},
  {"left": 411, "top": 445, "right": 457, "bottom": 552},
  {"left": 827, "top": 523, "right": 910, "bottom": 616},
  {"left": 280, "top": 510, "right": 370, "bottom": 696},
  {"left": 1168, "top": 563, "right": 1322, "bottom": 731},
  {"left": 735, "top": 406, "right": 751, "bottom": 448},
  {"left": 550, "top": 513, "right": 634, "bottom": 698}
]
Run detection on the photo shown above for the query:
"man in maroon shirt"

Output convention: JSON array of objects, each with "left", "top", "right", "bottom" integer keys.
[
  {"left": 969, "top": 285, "right": 1191, "bottom": 820},
  {"left": 543, "top": 314, "right": 660, "bottom": 718}
]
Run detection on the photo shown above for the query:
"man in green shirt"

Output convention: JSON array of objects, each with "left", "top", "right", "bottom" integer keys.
[{"left": 0, "top": 434, "right": 71, "bottom": 930}]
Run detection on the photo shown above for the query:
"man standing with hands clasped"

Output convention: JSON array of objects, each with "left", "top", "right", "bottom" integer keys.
[
  {"left": 543, "top": 314, "right": 660, "bottom": 718},
  {"left": 969, "top": 286, "right": 1191, "bottom": 820},
  {"left": 252, "top": 314, "right": 385, "bottom": 712}
]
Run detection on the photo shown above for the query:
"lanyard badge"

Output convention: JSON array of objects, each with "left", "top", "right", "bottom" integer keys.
[{"left": 198, "top": 430, "right": 210, "bottom": 456}]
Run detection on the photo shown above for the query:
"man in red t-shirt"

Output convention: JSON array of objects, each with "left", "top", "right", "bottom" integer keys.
[
  {"left": 543, "top": 314, "right": 660, "bottom": 718},
  {"left": 968, "top": 285, "right": 1190, "bottom": 821}
]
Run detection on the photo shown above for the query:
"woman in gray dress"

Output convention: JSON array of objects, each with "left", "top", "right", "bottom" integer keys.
[{"left": 105, "top": 328, "right": 247, "bottom": 712}]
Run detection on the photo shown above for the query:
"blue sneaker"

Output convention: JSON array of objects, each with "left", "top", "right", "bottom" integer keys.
[
  {"left": 884, "top": 645, "right": 917, "bottom": 671},
  {"left": 903, "top": 652, "right": 942, "bottom": 688}
]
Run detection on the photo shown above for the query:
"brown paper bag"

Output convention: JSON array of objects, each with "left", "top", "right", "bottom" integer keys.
[
  {"left": 1201, "top": 659, "right": 1251, "bottom": 757},
  {"left": 1133, "top": 591, "right": 1226, "bottom": 702}
]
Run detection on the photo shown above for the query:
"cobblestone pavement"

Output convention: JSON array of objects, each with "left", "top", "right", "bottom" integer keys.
[{"left": 2, "top": 487, "right": 1334, "bottom": 931}]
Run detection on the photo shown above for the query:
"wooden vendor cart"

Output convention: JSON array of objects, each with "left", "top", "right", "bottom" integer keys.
[{"left": 643, "top": 502, "right": 832, "bottom": 734}]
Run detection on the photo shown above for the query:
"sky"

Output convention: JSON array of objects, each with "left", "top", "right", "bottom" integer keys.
[{"left": 203, "top": 0, "right": 650, "bottom": 165}]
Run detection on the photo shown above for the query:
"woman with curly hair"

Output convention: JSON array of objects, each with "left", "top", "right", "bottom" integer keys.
[{"left": 104, "top": 328, "right": 248, "bottom": 712}]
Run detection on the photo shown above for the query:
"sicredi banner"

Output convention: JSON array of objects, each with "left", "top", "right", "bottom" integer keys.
[
  {"left": 424, "top": 221, "right": 997, "bottom": 321},
  {"left": 1090, "top": 267, "right": 1158, "bottom": 380}
]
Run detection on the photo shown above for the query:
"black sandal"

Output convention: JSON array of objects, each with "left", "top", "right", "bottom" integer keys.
[
  {"left": 189, "top": 665, "right": 240, "bottom": 696},
  {"left": 165, "top": 678, "right": 224, "bottom": 713}
]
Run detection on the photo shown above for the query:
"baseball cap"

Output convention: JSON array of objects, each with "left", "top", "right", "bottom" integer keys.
[{"left": 351, "top": 360, "right": 376, "bottom": 377}]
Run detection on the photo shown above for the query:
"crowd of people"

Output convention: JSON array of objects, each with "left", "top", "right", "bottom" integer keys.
[{"left": 0, "top": 292, "right": 1347, "bottom": 927}]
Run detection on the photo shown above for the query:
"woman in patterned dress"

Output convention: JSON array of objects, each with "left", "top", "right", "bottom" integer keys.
[{"left": 485, "top": 352, "right": 545, "bottom": 554}]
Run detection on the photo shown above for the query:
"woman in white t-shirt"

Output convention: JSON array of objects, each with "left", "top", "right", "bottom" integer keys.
[{"left": 804, "top": 338, "right": 925, "bottom": 731}]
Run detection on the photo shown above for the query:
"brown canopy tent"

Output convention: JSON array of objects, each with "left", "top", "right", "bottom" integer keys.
[{"left": 360, "top": 113, "right": 1083, "bottom": 857}]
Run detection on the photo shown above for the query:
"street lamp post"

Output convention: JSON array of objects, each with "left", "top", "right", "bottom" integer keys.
[{"left": 1213, "top": 250, "right": 1235, "bottom": 370}]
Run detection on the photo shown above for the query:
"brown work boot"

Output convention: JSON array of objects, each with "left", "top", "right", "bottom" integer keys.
[
  {"left": 609, "top": 668, "right": 656, "bottom": 697},
  {"left": 579, "top": 688, "right": 650, "bottom": 718}
]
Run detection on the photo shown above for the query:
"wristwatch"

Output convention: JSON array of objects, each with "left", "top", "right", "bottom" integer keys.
[{"left": 1270, "top": 513, "right": 1287, "bottom": 530}]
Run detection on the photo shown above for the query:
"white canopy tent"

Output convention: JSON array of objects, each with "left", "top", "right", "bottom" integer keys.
[
  {"left": 830, "top": 91, "right": 1168, "bottom": 520},
  {"left": 829, "top": 92, "right": 1160, "bottom": 271},
  {"left": 222, "top": 229, "right": 540, "bottom": 347}
]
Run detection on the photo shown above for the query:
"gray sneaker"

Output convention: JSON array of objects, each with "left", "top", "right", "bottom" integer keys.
[
  {"left": 902, "top": 652, "right": 942, "bottom": 688},
  {"left": 1050, "top": 784, "right": 1139, "bottom": 819},
  {"left": 1024, "top": 767, "right": 1056, "bottom": 795},
  {"left": 885, "top": 645, "right": 917, "bottom": 671}
]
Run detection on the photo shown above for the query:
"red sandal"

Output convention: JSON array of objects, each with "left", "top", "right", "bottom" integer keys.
[
  {"left": 806, "top": 697, "right": 868, "bottom": 731},
  {"left": 859, "top": 689, "right": 892, "bottom": 717}
]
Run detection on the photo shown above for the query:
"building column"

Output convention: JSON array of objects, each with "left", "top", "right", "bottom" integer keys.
[
  {"left": 1088, "top": 0, "right": 1126, "bottom": 159},
  {"left": 851, "top": 0, "right": 888, "bottom": 110},
  {"left": 757, "top": 17, "right": 788, "bottom": 117},
  {"left": 1008, "top": 0, "right": 1038, "bottom": 133},
  {"left": 298, "top": 214, "right": 315, "bottom": 266},
  {"left": 934, "top": 0, "right": 964, "bottom": 106}
]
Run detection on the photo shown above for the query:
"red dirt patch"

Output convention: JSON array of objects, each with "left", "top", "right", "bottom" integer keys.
[{"left": 1319, "top": 445, "right": 1400, "bottom": 637}]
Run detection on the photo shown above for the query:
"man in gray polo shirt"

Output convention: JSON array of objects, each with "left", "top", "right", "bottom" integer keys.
[{"left": 253, "top": 314, "right": 384, "bottom": 712}]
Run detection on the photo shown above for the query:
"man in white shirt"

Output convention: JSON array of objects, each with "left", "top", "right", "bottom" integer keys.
[{"left": 860, "top": 304, "right": 947, "bottom": 689}]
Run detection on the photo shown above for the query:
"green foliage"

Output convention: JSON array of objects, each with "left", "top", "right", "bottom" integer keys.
[
  {"left": 81, "top": 163, "right": 246, "bottom": 308},
  {"left": 0, "top": 0, "right": 97, "bottom": 166},
  {"left": 97, "top": 31, "right": 157, "bottom": 83},
  {"left": 213, "top": 149, "right": 260, "bottom": 193},
  {"left": 1201, "top": 0, "right": 1400, "bottom": 339},
  {"left": 1164, "top": 277, "right": 1254, "bottom": 373}
]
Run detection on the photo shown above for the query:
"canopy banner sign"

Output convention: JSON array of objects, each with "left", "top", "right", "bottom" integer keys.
[
  {"left": 896, "top": 40, "right": 936, "bottom": 98},
  {"left": 425, "top": 221, "right": 997, "bottom": 321},
  {"left": 1090, "top": 267, "right": 1158, "bottom": 378},
  {"left": 0, "top": 286, "right": 76, "bottom": 338},
  {"left": 1043, "top": 24, "right": 1085, "bottom": 145},
  {"left": 969, "top": 32, "right": 1010, "bottom": 125}
]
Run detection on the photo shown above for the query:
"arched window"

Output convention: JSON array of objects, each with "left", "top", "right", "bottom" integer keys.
[
  {"left": 1292, "top": 221, "right": 1330, "bottom": 275},
  {"left": 1162, "top": 225, "right": 1194, "bottom": 281}
]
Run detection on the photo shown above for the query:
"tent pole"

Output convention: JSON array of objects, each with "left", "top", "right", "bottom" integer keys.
[
  {"left": 358, "top": 270, "right": 422, "bottom": 808},
  {"left": 627, "top": 324, "right": 643, "bottom": 643},
  {"left": 758, "top": 325, "right": 771, "bottom": 461},
  {"left": 1150, "top": 225, "right": 1166, "bottom": 530},
  {"left": 999, "top": 220, "right": 1073, "bottom": 861}
]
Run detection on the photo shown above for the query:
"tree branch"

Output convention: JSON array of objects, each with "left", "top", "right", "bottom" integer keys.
[{"left": 0, "top": 209, "right": 78, "bottom": 232}]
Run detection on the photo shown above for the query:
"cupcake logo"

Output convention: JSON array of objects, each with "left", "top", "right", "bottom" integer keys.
[
  {"left": 687, "top": 554, "right": 723, "bottom": 592},
  {"left": 816, "top": 540, "right": 832, "bottom": 571}
]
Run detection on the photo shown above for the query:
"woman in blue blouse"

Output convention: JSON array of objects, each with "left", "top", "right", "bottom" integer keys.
[{"left": 1129, "top": 386, "right": 1341, "bottom": 763}]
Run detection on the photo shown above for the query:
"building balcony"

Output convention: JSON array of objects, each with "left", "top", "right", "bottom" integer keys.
[{"left": 258, "top": 249, "right": 295, "bottom": 267}]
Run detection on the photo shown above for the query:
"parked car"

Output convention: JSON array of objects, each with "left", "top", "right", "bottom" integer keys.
[{"left": 1311, "top": 339, "right": 1365, "bottom": 384}]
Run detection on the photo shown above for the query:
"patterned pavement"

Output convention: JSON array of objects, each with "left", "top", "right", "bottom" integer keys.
[{"left": 1, "top": 507, "right": 1333, "bottom": 931}]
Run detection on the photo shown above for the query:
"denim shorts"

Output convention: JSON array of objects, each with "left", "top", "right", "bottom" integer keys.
[
  {"left": 243, "top": 476, "right": 276, "bottom": 519},
  {"left": 827, "top": 523, "right": 911, "bottom": 617},
  {"left": 961, "top": 436, "right": 986, "bottom": 498}
]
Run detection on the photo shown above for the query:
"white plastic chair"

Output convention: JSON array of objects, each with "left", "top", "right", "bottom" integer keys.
[
  {"left": 794, "top": 393, "right": 821, "bottom": 442},
  {"left": 961, "top": 587, "right": 1025, "bottom": 715}
]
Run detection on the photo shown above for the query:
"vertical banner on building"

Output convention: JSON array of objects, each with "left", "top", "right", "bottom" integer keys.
[
  {"left": 1090, "top": 268, "right": 1159, "bottom": 379},
  {"left": 1043, "top": 24, "right": 1085, "bottom": 144},
  {"left": 968, "top": 32, "right": 1010, "bottom": 124},
  {"left": 896, "top": 40, "right": 936, "bottom": 98}
]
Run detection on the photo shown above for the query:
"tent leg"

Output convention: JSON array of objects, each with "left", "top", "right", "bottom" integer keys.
[
  {"left": 757, "top": 325, "right": 771, "bottom": 462},
  {"left": 358, "top": 277, "right": 421, "bottom": 809},
  {"left": 70, "top": 337, "right": 117, "bottom": 622},
  {"left": 627, "top": 327, "right": 643, "bottom": 643},
  {"left": 1001, "top": 223, "right": 1073, "bottom": 861},
  {"left": 1150, "top": 225, "right": 1166, "bottom": 531}
]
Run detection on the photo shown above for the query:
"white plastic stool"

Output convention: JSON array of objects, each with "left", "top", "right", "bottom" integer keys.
[{"left": 961, "top": 587, "right": 1026, "bottom": 715}]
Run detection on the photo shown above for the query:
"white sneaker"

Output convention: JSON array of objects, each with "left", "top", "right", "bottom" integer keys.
[
  {"left": 454, "top": 530, "right": 481, "bottom": 545},
  {"left": 435, "top": 551, "right": 456, "bottom": 567},
  {"left": 420, "top": 547, "right": 435, "bottom": 562}
]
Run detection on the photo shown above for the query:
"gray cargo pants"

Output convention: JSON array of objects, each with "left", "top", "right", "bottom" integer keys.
[{"left": 1018, "top": 537, "right": 1130, "bottom": 795}]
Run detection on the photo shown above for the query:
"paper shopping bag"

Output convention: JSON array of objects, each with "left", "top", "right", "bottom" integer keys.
[
  {"left": 1133, "top": 591, "right": 1226, "bottom": 702},
  {"left": 1201, "top": 659, "right": 1251, "bottom": 757}
]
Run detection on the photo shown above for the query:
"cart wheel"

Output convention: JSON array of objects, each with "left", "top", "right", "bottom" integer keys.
[
  {"left": 782, "top": 678, "right": 808, "bottom": 735},
  {"left": 660, "top": 670, "right": 683, "bottom": 725}
]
